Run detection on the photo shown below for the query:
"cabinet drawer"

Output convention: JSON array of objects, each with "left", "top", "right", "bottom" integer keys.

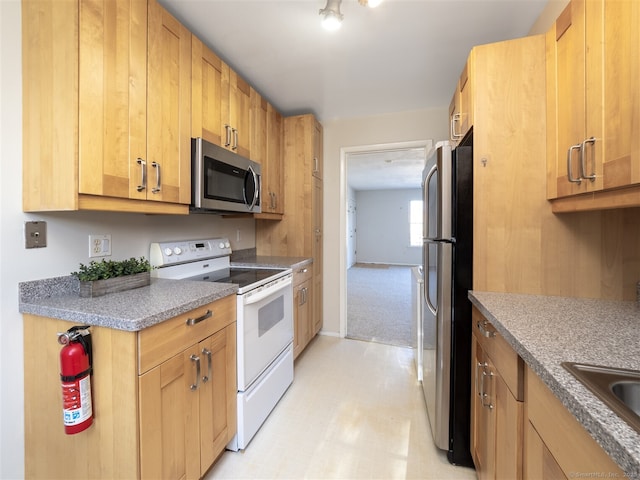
[
  {"left": 138, "top": 295, "right": 236, "bottom": 374},
  {"left": 293, "top": 263, "right": 313, "bottom": 286},
  {"left": 472, "top": 307, "right": 524, "bottom": 400}
]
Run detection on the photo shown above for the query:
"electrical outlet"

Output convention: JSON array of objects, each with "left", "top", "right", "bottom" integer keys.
[{"left": 89, "top": 234, "right": 112, "bottom": 258}]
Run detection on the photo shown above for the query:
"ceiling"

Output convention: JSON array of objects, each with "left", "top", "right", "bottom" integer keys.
[{"left": 160, "top": 0, "right": 549, "bottom": 190}]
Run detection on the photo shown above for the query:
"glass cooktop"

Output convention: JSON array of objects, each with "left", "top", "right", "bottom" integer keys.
[{"left": 185, "top": 267, "right": 288, "bottom": 291}]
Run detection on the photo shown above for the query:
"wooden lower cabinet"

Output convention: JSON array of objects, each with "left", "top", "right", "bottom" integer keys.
[
  {"left": 292, "top": 263, "right": 313, "bottom": 359},
  {"left": 139, "top": 323, "right": 236, "bottom": 479},
  {"left": 524, "top": 365, "right": 624, "bottom": 479},
  {"left": 23, "top": 295, "right": 237, "bottom": 480},
  {"left": 471, "top": 307, "right": 524, "bottom": 480}
]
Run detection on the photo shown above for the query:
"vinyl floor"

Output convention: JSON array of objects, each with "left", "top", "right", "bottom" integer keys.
[{"left": 204, "top": 335, "right": 476, "bottom": 479}]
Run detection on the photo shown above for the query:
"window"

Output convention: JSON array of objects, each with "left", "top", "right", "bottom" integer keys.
[{"left": 409, "top": 200, "right": 423, "bottom": 247}]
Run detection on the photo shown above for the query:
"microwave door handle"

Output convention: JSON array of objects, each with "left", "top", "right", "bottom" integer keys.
[{"left": 246, "top": 166, "right": 259, "bottom": 210}]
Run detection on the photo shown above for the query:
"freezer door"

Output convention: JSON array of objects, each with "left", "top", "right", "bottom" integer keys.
[
  {"left": 422, "top": 142, "right": 453, "bottom": 241},
  {"left": 422, "top": 240, "right": 452, "bottom": 451}
]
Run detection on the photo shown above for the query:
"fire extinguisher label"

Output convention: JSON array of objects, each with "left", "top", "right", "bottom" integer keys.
[{"left": 62, "top": 375, "right": 92, "bottom": 426}]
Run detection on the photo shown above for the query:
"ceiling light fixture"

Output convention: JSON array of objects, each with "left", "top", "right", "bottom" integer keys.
[
  {"left": 319, "top": 0, "right": 343, "bottom": 31},
  {"left": 319, "top": 0, "right": 383, "bottom": 31}
]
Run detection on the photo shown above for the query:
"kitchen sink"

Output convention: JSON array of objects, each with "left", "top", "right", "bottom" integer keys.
[{"left": 562, "top": 362, "right": 640, "bottom": 434}]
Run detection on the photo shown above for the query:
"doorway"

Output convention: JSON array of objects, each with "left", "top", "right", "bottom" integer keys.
[{"left": 343, "top": 141, "right": 431, "bottom": 346}]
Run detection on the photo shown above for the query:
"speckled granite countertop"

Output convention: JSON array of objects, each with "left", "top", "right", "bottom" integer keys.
[
  {"left": 231, "top": 255, "right": 312, "bottom": 271},
  {"left": 19, "top": 276, "right": 237, "bottom": 331},
  {"left": 469, "top": 291, "right": 640, "bottom": 477}
]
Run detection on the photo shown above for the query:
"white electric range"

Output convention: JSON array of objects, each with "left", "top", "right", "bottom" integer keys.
[{"left": 150, "top": 238, "right": 294, "bottom": 451}]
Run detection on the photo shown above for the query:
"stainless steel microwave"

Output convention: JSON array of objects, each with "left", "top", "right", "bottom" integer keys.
[{"left": 191, "top": 137, "right": 261, "bottom": 214}]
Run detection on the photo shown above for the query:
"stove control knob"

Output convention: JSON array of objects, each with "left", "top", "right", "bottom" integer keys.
[
  {"left": 164, "top": 247, "right": 173, "bottom": 256},
  {"left": 173, "top": 247, "right": 183, "bottom": 255},
  {"left": 225, "top": 241, "right": 231, "bottom": 248},
  {"left": 219, "top": 242, "right": 226, "bottom": 249}
]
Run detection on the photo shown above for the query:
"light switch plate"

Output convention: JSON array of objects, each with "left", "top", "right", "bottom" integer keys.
[{"left": 25, "top": 221, "right": 47, "bottom": 248}]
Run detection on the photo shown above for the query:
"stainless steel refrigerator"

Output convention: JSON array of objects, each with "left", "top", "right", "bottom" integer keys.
[{"left": 421, "top": 135, "right": 474, "bottom": 467}]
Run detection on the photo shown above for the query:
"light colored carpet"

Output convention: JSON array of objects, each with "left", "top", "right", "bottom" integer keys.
[{"left": 347, "top": 265, "right": 414, "bottom": 348}]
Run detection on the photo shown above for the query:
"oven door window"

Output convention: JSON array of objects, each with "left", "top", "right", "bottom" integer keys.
[
  {"left": 238, "top": 282, "right": 293, "bottom": 391},
  {"left": 259, "top": 295, "right": 284, "bottom": 336}
]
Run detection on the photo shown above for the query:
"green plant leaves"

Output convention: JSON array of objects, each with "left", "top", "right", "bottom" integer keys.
[{"left": 72, "top": 257, "right": 151, "bottom": 282}]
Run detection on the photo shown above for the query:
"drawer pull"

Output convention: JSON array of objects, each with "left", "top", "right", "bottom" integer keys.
[
  {"left": 186, "top": 309, "right": 212, "bottom": 326},
  {"left": 190, "top": 354, "right": 201, "bottom": 391},
  {"left": 477, "top": 320, "right": 496, "bottom": 338},
  {"left": 298, "top": 267, "right": 308, "bottom": 274}
]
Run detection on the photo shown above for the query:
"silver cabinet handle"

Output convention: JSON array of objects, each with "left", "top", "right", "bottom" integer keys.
[
  {"left": 567, "top": 144, "right": 582, "bottom": 184},
  {"left": 475, "top": 361, "right": 484, "bottom": 397},
  {"left": 580, "top": 137, "right": 596, "bottom": 181},
  {"left": 186, "top": 309, "right": 212, "bottom": 326},
  {"left": 313, "top": 157, "right": 319, "bottom": 173},
  {"left": 450, "top": 113, "right": 463, "bottom": 140},
  {"left": 202, "top": 348, "right": 212, "bottom": 383},
  {"left": 232, "top": 128, "right": 238, "bottom": 151},
  {"left": 476, "top": 321, "right": 496, "bottom": 339},
  {"left": 224, "top": 124, "right": 231, "bottom": 147},
  {"left": 190, "top": 354, "right": 201, "bottom": 391},
  {"left": 151, "top": 161, "right": 161, "bottom": 193},
  {"left": 136, "top": 158, "right": 147, "bottom": 192},
  {"left": 298, "top": 267, "right": 308, "bottom": 274},
  {"left": 481, "top": 368, "right": 494, "bottom": 410}
]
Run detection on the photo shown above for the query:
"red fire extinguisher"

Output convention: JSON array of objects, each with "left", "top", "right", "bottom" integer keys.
[{"left": 58, "top": 325, "right": 93, "bottom": 434}]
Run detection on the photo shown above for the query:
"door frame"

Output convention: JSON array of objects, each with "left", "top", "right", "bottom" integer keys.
[{"left": 339, "top": 140, "right": 432, "bottom": 338}]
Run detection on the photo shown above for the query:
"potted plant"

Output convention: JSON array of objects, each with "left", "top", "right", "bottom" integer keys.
[{"left": 72, "top": 257, "right": 152, "bottom": 298}]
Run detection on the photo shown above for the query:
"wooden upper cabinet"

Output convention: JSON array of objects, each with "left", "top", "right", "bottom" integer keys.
[
  {"left": 250, "top": 87, "right": 267, "bottom": 164},
  {"left": 191, "top": 35, "right": 225, "bottom": 147},
  {"left": 191, "top": 36, "right": 250, "bottom": 158},
  {"left": 548, "top": 0, "right": 640, "bottom": 210},
  {"left": 146, "top": 0, "right": 191, "bottom": 205},
  {"left": 449, "top": 58, "right": 474, "bottom": 145},
  {"left": 252, "top": 89, "right": 284, "bottom": 217},
  {"left": 23, "top": 0, "right": 190, "bottom": 214},
  {"left": 224, "top": 65, "right": 251, "bottom": 158}
]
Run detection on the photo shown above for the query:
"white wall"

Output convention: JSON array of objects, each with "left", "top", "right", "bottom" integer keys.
[
  {"left": 322, "top": 108, "right": 449, "bottom": 337},
  {"left": 354, "top": 189, "right": 422, "bottom": 266},
  {"left": 0, "top": 4, "right": 254, "bottom": 476}
]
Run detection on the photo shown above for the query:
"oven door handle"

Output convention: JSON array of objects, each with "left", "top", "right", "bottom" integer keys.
[{"left": 243, "top": 277, "right": 292, "bottom": 306}]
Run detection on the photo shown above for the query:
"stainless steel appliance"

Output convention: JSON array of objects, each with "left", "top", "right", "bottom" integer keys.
[
  {"left": 421, "top": 135, "right": 474, "bottom": 466},
  {"left": 150, "top": 238, "right": 293, "bottom": 451},
  {"left": 191, "top": 137, "right": 261, "bottom": 214}
]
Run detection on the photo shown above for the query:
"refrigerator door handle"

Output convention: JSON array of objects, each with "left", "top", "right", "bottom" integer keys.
[
  {"left": 423, "top": 164, "right": 438, "bottom": 240},
  {"left": 424, "top": 242, "right": 437, "bottom": 316}
]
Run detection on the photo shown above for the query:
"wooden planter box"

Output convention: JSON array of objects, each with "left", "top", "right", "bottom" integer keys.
[{"left": 79, "top": 272, "right": 150, "bottom": 298}]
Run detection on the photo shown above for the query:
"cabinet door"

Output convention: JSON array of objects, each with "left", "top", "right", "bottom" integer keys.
[
  {"left": 192, "top": 35, "right": 225, "bottom": 147},
  {"left": 250, "top": 88, "right": 267, "bottom": 165},
  {"left": 293, "top": 279, "right": 312, "bottom": 359},
  {"left": 471, "top": 335, "right": 496, "bottom": 480},
  {"left": 199, "top": 324, "right": 237, "bottom": 473},
  {"left": 139, "top": 345, "right": 200, "bottom": 480},
  {"left": 312, "top": 178, "right": 323, "bottom": 333},
  {"left": 223, "top": 65, "right": 251, "bottom": 158},
  {"left": 549, "top": 0, "right": 590, "bottom": 198},
  {"left": 147, "top": 0, "right": 191, "bottom": 205},
  {"left": 78, "top": 0, "right": 147, "bottom": 201},
  {"left": 599, "top": 0, "right": 640, "bottom": 190},
  {"left": 265, "top": 103, "right": 284, "bottom": 214},
  {"left": 525, "top": 421, "right": 568, "bottom": 480}
]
